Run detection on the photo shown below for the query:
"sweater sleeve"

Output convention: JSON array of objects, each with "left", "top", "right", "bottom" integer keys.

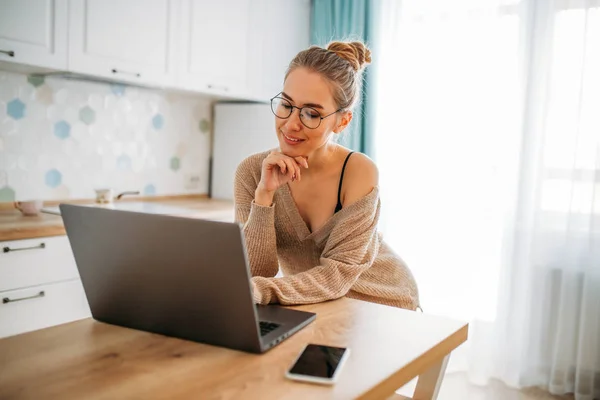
[
  {"left": 251, "top": 189, "right": 381, "bottom": 305},
  {"left": 234, "top": 156, "right": 280, "bottom": 278}
]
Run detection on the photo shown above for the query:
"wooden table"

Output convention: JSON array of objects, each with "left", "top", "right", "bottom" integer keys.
[{"left": 0, "top": 298, "right": 468, "bottom": 400}]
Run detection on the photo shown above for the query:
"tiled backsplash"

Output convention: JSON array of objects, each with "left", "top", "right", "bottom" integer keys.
[{"left": 0, "top": 71, "right": 212, "bottom": 202}]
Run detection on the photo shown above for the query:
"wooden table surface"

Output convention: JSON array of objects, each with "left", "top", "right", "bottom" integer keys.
[
  {"left": 0, "top": 298, "right": 468, "bottom": 400},
  {"left": 0, "top": 195, "right": 234, "bottom": 241}
]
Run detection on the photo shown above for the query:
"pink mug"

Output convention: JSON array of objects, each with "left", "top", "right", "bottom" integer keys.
[{"left": 14, "top": 200, "right": 43, "bottom": 216}]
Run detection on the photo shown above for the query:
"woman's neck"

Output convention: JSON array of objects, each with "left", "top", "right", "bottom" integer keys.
[{"left": 302, "top": 142, "right": 340, "bottom": 177}]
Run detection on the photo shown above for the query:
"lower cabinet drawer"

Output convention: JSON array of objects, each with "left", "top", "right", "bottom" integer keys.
[{"left": 0, "top": 279, "right": 91, "bottom": 339}]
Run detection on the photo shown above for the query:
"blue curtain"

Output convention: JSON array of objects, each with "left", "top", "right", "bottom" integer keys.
[{"left": 310, "top": 0, "right": 378, "bottom": 156}]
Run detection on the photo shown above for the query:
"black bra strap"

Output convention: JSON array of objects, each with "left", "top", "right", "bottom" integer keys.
[{"left": 335, "top": 152, "right": 354, "bottom": 212}]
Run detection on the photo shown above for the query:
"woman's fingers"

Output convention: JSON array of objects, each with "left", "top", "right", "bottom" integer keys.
[
  {"left": 277, "top": 160, "right": 287, "bottom": 174},
  {"left": 294, "top": 156, "right": 309, "bottom": 169},
  {"left": 291, "top": 158, "right": 303, "bottom": 181},
  {"left": 283, "top": 158, "right": 298, "bottom": 181},
  {"left": 294, "top": 160, "right": 302, "bottom": 181},
  {"left": 266, "top": 153, "right": 307, "bottom": 183}
]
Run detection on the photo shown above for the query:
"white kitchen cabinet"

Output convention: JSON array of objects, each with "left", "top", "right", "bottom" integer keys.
[
  {"left": 177, "top": 0, "right": 251, "bottom": 98},
  {"left": 0, "top": 0, "right": 311, "bottom": 98},
  {"left": 0, "top": 0, "right": 68, "bottom": 70},
  {"left": 0, "top": 236, "right": 80, "bottom": 293},
  {"left": 0, "top": 235, "right": 90, "bottom": 338},
  {"left": 246, "top": 0, "right": 311, "bottom": 101},
  {"left": 0, "top": 279, "right": 91, "bottom": 339},
  {"left": 68, "top": 0, "right": 179, "bottom": 87}
]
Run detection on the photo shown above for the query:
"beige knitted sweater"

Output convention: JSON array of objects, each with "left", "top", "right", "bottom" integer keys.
[{"left": 234, "top": 151, "right": 420, "bottom": 311}]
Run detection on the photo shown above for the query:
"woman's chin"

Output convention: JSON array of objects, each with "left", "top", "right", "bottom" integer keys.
[
  {"left": 282, "top": 150, "right": 305, "bottom": 159},
  {"left": 278, "top": 141, "right": 305, "bottom": 157}
]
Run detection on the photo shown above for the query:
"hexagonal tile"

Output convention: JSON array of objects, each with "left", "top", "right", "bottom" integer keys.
[
  {"left": 117, "top": 154, "right": 132, "bottom": 171},
  {"left": 19, "top": 85, "right": 35, "bottom": 101},
  {"left": 143, "top": 184, "right": 156, "bottom": 196},
  {"left": 125, "top": 112, "right": 140, "bottom": 127},
  {"left": 46, "top": 104, "right": 65, "bottom": 121},
  {"left": 79, "top": 106, "right": 96, "bottom": 125},
  {"left": 70, "top": 89, "right": 86, "bottom": 107},
  {"left": 110, "top": 84, "right": 126, "bottom": 97},
  {"left": 65, "top": 106, "right": 78, "bottom": 122},
  {"left": 88, "top": 93, "right": 104, "bottom": 110},
  {"left": 116, "top": 97, "right": 132, "bottom": 113},
  {"left": 54, "top": 88, "right": 69, "bottom": 105},
  {"left": 18, "top": 154, "right": 33, "bottom": 171},
  {"left": 175, "top": 142, "right": 188, "bottom": 157},
  {"left": 34, "top": 85, "right": 53, "bottom": 105},
  {"left": 54, "top": 120, "right": 71, "bottom": 140},
  {"left": 132, "top": 157, "right": 144, "bottom": 173},
  {"left": 45, "top": 169, "right": 62, "bottom": 188},
  {"left": 199, "top": 118, "right": 210, "bottom": 133},
  {"left": 113, "top": 110, "right": 126, "bottom": 127},
  {"left": 152, "top": 114, "right": 164, "bottom": 130},
  {"left": 2, "top": 153, "right": 17, "bottom": 170},
  {"left": 51, "top": 184, "right": 70, "bottom": 199},
  {"left": 7, "top": 99, "right": 25, "bottom": 120},
  {"left": 146, "top": 155, "right": 157, "bottom": 170},
  {"left": 0, "top": 119, "right": 17, "bottom": 135},
  {"left": 27, "top": 75, "right": 45, "bottom": 88},
  {"left": 170, "top": 156, "right": 180, "bottom": 171},
  {"left": 0, "top": 80, "right": 19, "bottom": 102},
  {"left": 26, "top": 101, "right": 46, "bottom": 120},
  {"left": 21, "top": 128, "right": 43, "bottom": 154},
  {"left": 0, "top": 186, "right": 15, "bottom": 202},
  {"left": 62, "top": 139, "right": 76, "bottom": 157}
]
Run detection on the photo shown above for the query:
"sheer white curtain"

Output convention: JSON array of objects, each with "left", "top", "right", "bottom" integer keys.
[{"left": 373, "top": 0, "right": 600, "bottom": 398}]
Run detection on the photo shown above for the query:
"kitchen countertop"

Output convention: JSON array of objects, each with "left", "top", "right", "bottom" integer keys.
[{"left": 0, "top": 195, "right": 235, "bottom": 242}]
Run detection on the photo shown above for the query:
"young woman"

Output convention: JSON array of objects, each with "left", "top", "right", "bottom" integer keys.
[{"left": 235, "top": 41, "right": 420, "bottom": 310}]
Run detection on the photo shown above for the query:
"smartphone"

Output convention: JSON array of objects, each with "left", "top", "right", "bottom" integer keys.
[{"left": 285, "top": 344, "right": 350, "bottom": 385}]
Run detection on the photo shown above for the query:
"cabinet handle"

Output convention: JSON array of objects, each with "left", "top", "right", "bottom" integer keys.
[
  {"left": 3, "top": 242, "right": 46, "bottom": 253},
  {"left": 0, "top": 50, "right": 15, "bottom": 57},
  {"left": 3, "top": 291, "right": 45, "bottom": 304},
  {"left": 111, "top": 68, "right": 141, "bottom": 78},
  {"left": 207, "top": 84, "right": 229, "bottom": 92}
]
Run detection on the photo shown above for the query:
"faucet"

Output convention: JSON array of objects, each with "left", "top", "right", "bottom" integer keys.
[{"left": 116, "top": 191, "right": 140, "bottom": 200}]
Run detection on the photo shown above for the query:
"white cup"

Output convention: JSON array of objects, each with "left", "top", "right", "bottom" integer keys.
[{"left": 14, "top": 200, "right": 43, "bottom": 216}]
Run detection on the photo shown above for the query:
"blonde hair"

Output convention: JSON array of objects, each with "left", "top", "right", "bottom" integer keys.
[{"left": 285, "top": 41, "right": 372, "bottom": 112}]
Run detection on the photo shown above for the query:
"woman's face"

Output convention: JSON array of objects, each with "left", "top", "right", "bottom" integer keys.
[{"left": 274, "top": 67, "right": 348, "bottom": 158}]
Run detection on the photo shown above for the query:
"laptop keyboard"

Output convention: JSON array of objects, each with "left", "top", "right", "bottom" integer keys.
[{"left": 259, "top": 321, "right": 280, "bottom": 336}]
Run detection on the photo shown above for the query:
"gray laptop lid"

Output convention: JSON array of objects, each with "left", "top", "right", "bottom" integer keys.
[{"left": 60, "top": 204, "right": 264, "bottom": 353}]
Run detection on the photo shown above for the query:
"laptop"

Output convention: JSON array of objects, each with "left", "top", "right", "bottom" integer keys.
[{"left": 60, "top": 203, "right": 316, "bottom": 354}]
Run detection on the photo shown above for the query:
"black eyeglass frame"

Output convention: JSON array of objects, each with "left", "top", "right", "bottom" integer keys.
[{"left": 270, "top": 92, "right": 342, "bottom": 129}]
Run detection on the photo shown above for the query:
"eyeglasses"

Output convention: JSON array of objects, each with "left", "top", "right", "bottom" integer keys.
[{"left": 270, "top": 93, "right": 341, "bottom": 129}]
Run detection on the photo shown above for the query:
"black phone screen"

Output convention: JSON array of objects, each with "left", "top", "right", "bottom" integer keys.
[{"left": 288, "top": 344, "right": 348, "bottom": 378}]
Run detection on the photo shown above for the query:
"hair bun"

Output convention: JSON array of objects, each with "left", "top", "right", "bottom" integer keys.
[{"left": 326, "top": 41, "right": 372, "bottom": 71}]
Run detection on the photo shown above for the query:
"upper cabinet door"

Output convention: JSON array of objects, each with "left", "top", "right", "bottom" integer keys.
[
  {"left": 0, "top": 0, "right": 68, "bottom": 70},
  {"left": 178, "top": 0, "right": 250, "bottom": 97},
  {"left": 68, "top": 0, "right": 179, "bottom": 87},
  {"left": 247, "top": 0, "right": 310, "bottom": 101}
]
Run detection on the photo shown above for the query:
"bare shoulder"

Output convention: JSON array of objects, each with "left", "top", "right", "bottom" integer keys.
[{"left": 342, "top": 151, "right": 379, "bottom": 206}]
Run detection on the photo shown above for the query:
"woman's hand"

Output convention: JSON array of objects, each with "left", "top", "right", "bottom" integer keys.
[{"left": 255, "top": 151, "right": 309, "bottom": 206}]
